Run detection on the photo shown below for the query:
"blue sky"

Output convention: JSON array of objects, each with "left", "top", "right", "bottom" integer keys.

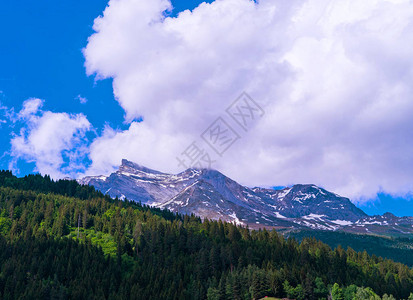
[
  {"left": 0, "top": 0, "right": 213, "bottom": 174},
  {"left": 0, "top": 0, "right": 121, "bottom": 172},
  {"left": 1, "top": 0, "right": 412, "bottom": 216}
]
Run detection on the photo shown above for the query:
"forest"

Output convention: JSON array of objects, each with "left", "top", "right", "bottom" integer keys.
[
  {"left": 0, "top": 170, "right": 413, "bottom": 299},
  {"left": 288, "top": 230, "right": 413, "bottom": 267}
]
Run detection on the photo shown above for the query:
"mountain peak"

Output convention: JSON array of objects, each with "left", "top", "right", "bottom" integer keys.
[
  {"left": 120, "top": 159, "right": 164, "bottom": 175},
  {"left": 199, "top": 168, "right": 225, "bottom": 177},
  {"left": 382, "top": 212, "right": 396, "bottom": 218}
]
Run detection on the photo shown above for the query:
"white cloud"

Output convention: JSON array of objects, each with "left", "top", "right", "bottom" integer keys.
[
  {"left": 75, "top": 94, "right": 88, "bottom": 104},
  {"left": 0, "top": 98, "right": 8, "bottom": 126},
  {"left": 0, "top": 97, "right": 16, "bottom": 125},
  {"left": 10, "top": 98, "right": 92, "bottom": 178},
  {"left": 83, "top": 0, "right": 413, "bottom": 201},
  {"left": 86, "top": 121, "right": 187, "bottom": 176},
  {"left": 17, "top": 98, "right": 44, "bottom": 120}
]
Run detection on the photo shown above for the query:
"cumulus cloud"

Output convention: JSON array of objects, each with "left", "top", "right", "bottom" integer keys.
[
  {"left": 86, "top": 122, "right": 188, "bottom": 176},
  {"left": 83, "top": 0, "right": 413, "bottom": 201},
  {"left": 10, "top": 98, "right": 92, "bottom": 178},
  {"left": 17, "top": 98, "right": 44, "bottom": 120}
]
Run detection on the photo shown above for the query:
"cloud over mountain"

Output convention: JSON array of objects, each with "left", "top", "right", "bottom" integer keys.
[{"left": 81, "top": 0, "right": 413, "bottom": 201}]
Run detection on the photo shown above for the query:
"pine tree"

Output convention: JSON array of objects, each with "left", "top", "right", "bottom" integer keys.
[{"left": 331, "top": 283, "right": 344, "bottom": 300}]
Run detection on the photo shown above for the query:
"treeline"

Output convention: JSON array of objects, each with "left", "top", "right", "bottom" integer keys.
[
  {"left": 0, "top": 171, "right": 413, "bottom": 299},
  {"left": 288, "top": 230, "right": 413, "bottom": 267},
  {"left": 0, "top": 170, "right": 103, "bottom": 200},
  {"left": 0, "top": 170, "right": 178, "bottom": 221}
]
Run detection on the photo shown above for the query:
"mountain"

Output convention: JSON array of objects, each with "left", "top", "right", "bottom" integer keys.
[
  {"left": 79, "top": 159, "right": 413, "bottom": 236},
  {"left": 342, "top": 212, "right": 413, "bottom": 237}
]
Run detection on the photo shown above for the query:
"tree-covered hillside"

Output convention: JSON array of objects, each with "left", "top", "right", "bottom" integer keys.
[
  {"left": 0, "top": 171, "right": 412, "bottom": 299},
  {"left": 288, "top": 230, "right": 413, "bottom": 267}
]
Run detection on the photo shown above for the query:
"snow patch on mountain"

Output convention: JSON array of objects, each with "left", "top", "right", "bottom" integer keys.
[{"left": 331, "top": 220, "right": 353, "bottom": 226}]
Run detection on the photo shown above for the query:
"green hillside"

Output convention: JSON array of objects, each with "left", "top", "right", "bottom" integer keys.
[
  {"left": 287, "top": 230, "right": 413, "bottom": 267},
  {"left": 0, "top": 171, "right": 412, "bottom": 299}
]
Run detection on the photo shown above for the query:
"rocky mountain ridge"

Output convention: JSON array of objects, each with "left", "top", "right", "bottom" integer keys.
[{"left": 78, "top": 159, "right": 413, "bottom": 237}]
